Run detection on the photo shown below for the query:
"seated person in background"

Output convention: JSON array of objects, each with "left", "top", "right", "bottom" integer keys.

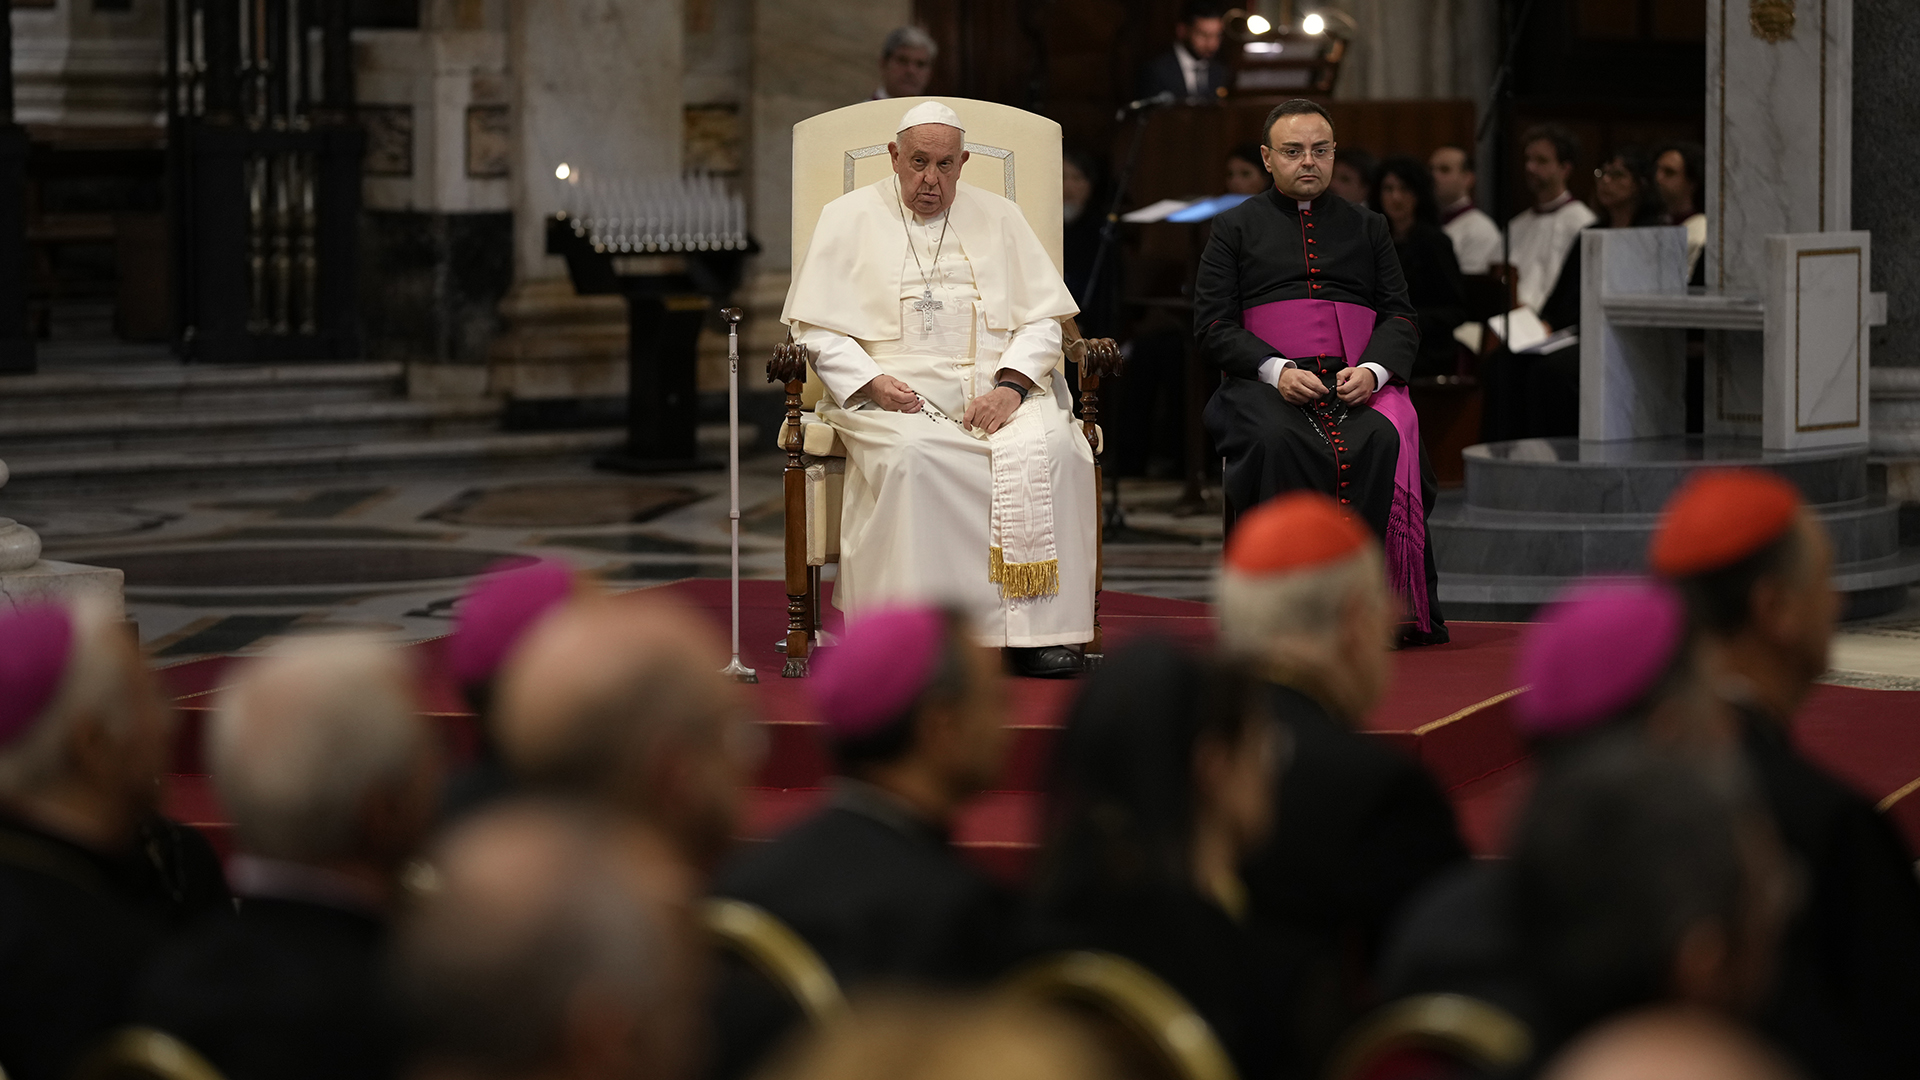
[
  {"left": 1136, "top": 2, "right": 1228, "bottom": 102},
  {"left": 1650, "top": 470, "right": 1920, "bottom": 1080},
  {"left": 714, "top": 607, "right": 1017, "bottom": 988},
  {"left": 1195, "top": 100, "right": 1445, "bottom": 642},
  {"left": 1655, "top": 141, "right": 1707, "bottom": 282},
  {"left": 1225, "top": 142, "right": 1270, "bottom": 196},
  {"left": 1429, "top": 145, "right": 1502, "bottom": 275},
  {"left": 1061, "top": 146, "right": 1117, "bottom": 338},
  {"left": 1507, "top": 734, "right": 1793, "bottom": 1070},
  {"left": 875, "top": 26, "right": 936, "bottom": 100},
  {"left": 1215, "top": 493, "right": 1467, "bottom": 1073},
  {"left": 1480, "top": 123, "right": 1596, "bottom": 442},
  {"left": 0, "top": 600, "right": 203, "bottom": 1080},
  {"left": 1370, "top": 155, "right": 1467, "bottom": 378},
  {"left": 1027, "top": 640, "right": 1296, "bottom": 1080},
  {"left": 391, "top": 803, "right": 687, "bottom": 1080},
  {"left": 1329, "top": 146, "right": 1376, "bottom": 205},
  {"left": 136, "top": 633, "right": 438, "bottom": 1080},
  {"left": 440, "top": 558, "right": 578, "bottom": 820},
  {"left": 1594, "top": 146, "right": 1668, "bottom": 229},
  {"left": 784, "top": 102, "right": 1095, "bottom": 677}
]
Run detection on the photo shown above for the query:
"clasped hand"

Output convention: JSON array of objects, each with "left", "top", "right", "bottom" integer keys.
[
  {"left": 1276, "top": 365, "right": 1375, "bottom": 406},
  {"left": 862, "top": 373, "right": 1027, "bottom": 435}
]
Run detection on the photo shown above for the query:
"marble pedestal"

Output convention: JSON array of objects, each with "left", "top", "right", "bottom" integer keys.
[
  {"left": 0, "top": 459, "right": 123, "bottom": 616},
  {"left": 1432, "top": 437, "right": 1920, "bottom": 621}
]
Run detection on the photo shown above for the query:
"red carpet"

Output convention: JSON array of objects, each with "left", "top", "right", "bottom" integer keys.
[{"left": 153, "top": 580, "right": 1920, "bottom": 878}]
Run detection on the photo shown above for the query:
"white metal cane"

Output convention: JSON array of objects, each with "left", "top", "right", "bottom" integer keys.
[{"left": 719, "top": 308, "right": 757, "bottom": 683}]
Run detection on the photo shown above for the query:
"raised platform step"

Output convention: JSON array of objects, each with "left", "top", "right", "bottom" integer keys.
[
  {"left": 0, "top": 398, "right": 503, "bottom": 456},
  {"left": 0, "top": 361, "right": 405, "bottom": 416},
  {"left": 1464, "top": 437, "right": 1866, "bottom": 513},
  {"left": 1, "top": 428, "right": 628, "bottom": 496}
]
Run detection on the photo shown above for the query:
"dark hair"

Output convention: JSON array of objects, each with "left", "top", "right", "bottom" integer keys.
[
  {"left": 1035, "top": 640, "right": 1266, "bottom": 909},
  {"left": 1599, "top": 145, "right": 1668, "bottom": 227},
  {"left": 1656, "top": 141, "right": 1705, "bottom": 194},
  {"left": 1178, "top": 1, "right": 1229, "bottom": 24},
  {"left": 1510, "top": 734, "right": 1762, "bottom": 1036},
  {"left": 1672, "top": 526, "right": 1806, "bottom": 638},
  {"left": 1227, "top": 141, "right": 1265, "bottom": 170},
  {"left": 1520, "top": 123, "right": 1580, "bottom": 168},
  {"left": 1370, "top": 155, "right": 1440, "bottom": 227},
  {"left": 1336, "top": 147, "right": 1378, "bottom": 190},
  {"left": 1260, "top": 99, "right": 1335, "bottom": 146},
  {"left": 1434, "top": 144, "right": 1476, "bottom": 173},
  {"left": 1063, "top": 145, "right": 1105, "bottom": 190},
  {"left": 831, "top": 609, "right": 974, "bottom": 773}
]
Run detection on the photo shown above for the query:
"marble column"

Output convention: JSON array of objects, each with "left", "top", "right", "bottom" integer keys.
[
  {"left": 740, "top": 0, "right": 908, "bottom": 357},
  {"left": 1853, "top": 0, "right": 1918, "bottom": 371},
  {"left": 488, "top": 0, "right": 686, "bottom": 403},
  {"left": 1703, "top": 0, "right": 1852, "bottom": 437},
  {"left": 0, "top": 459, "right": 123, "bottom": 617},
  {"left": 11, "top": 0, "right": 166, "bottom": 130}
]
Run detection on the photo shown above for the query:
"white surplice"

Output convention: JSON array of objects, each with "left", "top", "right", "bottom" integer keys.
[
  {"left": 1506, "top": 192, "right": 1597, "bottom": 314},
  {"left": 787, "top": 187, "right": 1095, "bottom": 648}
]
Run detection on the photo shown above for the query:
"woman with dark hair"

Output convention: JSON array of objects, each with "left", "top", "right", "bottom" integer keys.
[
  {"left": 1370, "top": 155, "right": 1467, "bottom": 379},
  {"left": 1226, "top": 141, "right": 1269, "bottom": 196},
  {"left": 1593, "top": 146, "right": 1667, "bottom": 230},
  {"left": 1027, "top": 640, "right": 1297, "bottom": 1080}
]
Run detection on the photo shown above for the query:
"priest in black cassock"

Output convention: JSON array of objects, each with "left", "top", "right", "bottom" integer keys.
[{"left": 1195, "top": 98, "right": 1445, "bottom": 644}]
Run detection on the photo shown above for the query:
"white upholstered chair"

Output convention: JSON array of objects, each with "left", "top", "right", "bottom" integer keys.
[{"left": 767, "top": 96, "right": 1120, "bottom": 677}]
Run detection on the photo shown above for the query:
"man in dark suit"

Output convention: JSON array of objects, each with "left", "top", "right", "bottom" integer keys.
[
  {"left": 710, "top": 606, "right": 1019, "bottom": 1078},
  {"left": 1214, "top": 493, "right": 1468, "bottom": 1073},
  {"left": 1136, "top": 2, "right": 1229, "bottom": 103},
  {"left": 0, "top": 600, "right": 196, "bottom": 1080},
  {"left": 135, "top": 633, "right": 440, "bottom": 1080},
  {"left": 1650, "top": 469, "right": 1920, "bottom": 1080}
]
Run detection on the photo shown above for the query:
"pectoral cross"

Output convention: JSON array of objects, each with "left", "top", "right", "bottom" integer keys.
[{"left": 913, "top": 287, "right": 943, "bottom": 333}]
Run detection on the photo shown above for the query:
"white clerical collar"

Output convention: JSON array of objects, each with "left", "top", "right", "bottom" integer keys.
[
  {"left": 1297, "top": 200, "right": 1313, "bottom": 210},
  {"left": 910, "top": 207, "right": 949, "bottom": 227},
  {"left": 228, "top": 854, "right": 385, "bottom": 915}
]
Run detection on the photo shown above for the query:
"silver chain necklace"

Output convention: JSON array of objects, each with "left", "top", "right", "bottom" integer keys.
[{"left": 898, "top": 178, "right": 951, "bottom": 332}]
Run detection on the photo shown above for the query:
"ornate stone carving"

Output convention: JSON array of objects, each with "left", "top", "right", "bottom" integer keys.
[{"left": 1751, "top": 0, "right": 1796, "bottom": 43}]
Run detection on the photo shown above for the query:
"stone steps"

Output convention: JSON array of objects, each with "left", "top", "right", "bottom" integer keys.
[
  {"left": 1434, "top": 436, "right": 1920, "bottom": 622},
  {"left": 0, "top": 361, "right": 406, "bottom": 417},
  {"left": 2, "top": 428, "right": 629, "bottom": 497},
  {"left": 0, "top": 398, "right": 503, "bottom": 456}
]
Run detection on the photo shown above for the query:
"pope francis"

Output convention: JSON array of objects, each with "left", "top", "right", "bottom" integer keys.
[{"left": 782, "top": 101, "right": 1096, "bottom": 678}]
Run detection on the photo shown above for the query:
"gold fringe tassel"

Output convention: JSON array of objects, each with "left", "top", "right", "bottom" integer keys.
[{"left": 988, "top": 547, "right": 1060, "bottom": 599}]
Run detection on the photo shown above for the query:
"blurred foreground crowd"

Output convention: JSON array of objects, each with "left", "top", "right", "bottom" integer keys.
[{"left": 0, "top": 467, "right": 1916, "bottom": 1080}]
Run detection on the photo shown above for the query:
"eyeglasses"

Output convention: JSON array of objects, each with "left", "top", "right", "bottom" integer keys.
[
  {"left": 1594, "top": 166, "right": 1632, "bottom": 181},
  {"left": 1269, "top": 145, "right": 1336, "bottom": 162}
]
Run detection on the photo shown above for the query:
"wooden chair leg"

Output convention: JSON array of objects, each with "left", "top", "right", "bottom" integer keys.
[
  {"left": 1074, "top": 330, "right": 1122, "bottom": 667},
  {"left": 769, "top": 341, "right": 813, "bottom": 677}
]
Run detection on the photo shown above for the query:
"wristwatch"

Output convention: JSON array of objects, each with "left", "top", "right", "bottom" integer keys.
[{"left": 995, "top": 380, "right": 1030, "bottom": 403}]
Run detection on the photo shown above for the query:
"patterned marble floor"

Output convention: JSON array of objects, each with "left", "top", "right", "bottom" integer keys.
[
  {"left": 14, "top": 460, "right": 1915, "bottom": 685},
  {"left": 15, "top": 459, "right": 1228, "bottom": 661}
]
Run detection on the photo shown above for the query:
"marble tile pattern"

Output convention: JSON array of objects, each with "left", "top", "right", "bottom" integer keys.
[
  {"left": 1579, "top": 227, "right": 1690, "bottom": 441},
  {"left": 1707, "top": 0, "right": 1852, "bottom": 296},
  {"left": 1764, "top": 231, "right": 1871, "bottom": 449}
]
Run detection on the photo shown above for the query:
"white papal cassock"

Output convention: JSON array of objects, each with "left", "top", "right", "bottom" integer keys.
[{"left": 782, "top": 177, "right": 1096, "bottom": 648}]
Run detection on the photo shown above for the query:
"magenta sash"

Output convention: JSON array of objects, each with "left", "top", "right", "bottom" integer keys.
[{"left": 1242, "top": 299, "right": 1430, "bottom": 630}]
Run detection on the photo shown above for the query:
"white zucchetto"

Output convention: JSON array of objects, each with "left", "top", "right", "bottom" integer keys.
[{"left": 896, "top": 101, "right": 965, "bottom": 135}]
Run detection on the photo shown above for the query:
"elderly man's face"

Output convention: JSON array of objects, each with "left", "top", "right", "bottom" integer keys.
[
  {"left": 882, "top": 45, "right": 933, "bottom": 99},
  {"left": 890, "top": 124, "right": 969, "bottom": 218},
  {"left": 1260, "top": 113, "right": 1335, "bottom": 201}
]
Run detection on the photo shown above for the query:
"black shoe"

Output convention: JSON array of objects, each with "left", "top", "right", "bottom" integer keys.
[
  {"left": 1006, "top": 645, "right": 1085, "bottom": 678},
  {"left": 1397, "top": 624, "right": 1451, "bottom": 648}
]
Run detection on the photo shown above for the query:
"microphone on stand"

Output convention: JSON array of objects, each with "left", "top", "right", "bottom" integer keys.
[{"left": 1114, "top": 90, "right": 1177, "bottom": 121}]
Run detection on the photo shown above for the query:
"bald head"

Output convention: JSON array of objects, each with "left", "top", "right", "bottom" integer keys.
[
  {"left": 393, "top": 802, "right": 669, "bottom": 1080},
  {"left": 1542, "top": 1008, "right": 1800, "bottom": 1080},
  {"left": 495, "top": 595, "right": 754, "bottom": 867}
]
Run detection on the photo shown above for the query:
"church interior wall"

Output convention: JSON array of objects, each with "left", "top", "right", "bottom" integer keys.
[{"left": 1853, "top": 0, "right": 1919, "bottom": 370}]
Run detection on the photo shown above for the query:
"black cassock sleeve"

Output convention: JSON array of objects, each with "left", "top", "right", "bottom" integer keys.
[
  {"left": 1194, "top": 213, "right": 1284, "bottom": 382},
  {"left": 1357, "top": 211, "right": 1421, "bottom": 385}
]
